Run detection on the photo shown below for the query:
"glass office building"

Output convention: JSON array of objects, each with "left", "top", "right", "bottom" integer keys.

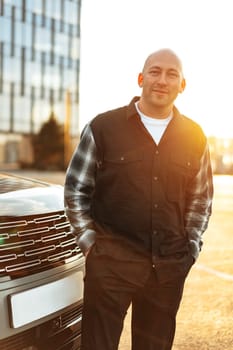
[{"left": 0, "top": 0, "right": 81, "bottom": 166}]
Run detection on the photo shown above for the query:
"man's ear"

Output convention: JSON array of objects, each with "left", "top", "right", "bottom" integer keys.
[
  {"left": 179, "top": 78, "right": 186, "bottom": 93},
  {"left": 138, "top": 73, "right": 143, "bottom": 87}
]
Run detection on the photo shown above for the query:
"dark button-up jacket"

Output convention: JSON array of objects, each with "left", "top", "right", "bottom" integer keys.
[{"left": 64, "top": 97, "right": 213, "bottom": 261}]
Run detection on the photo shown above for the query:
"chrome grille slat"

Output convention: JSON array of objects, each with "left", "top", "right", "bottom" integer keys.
[
  {"left": 0, "top": 254, "right": 17, "bottom": 262},
  {"left": 0, "top": 233, "right": 10, "bottom": 239},
  {"left": 0, "top": 211, "right": 82, "bottom": 278},
  {"left": 25, "top": 245, "right": 56, "bottom": 256},
  {"left": 6, "top": 259, "right": 41, "bottom": 272},
  {"left": 60, "top": 238, "right": 76, "bottom": 247},
  {"left": 61, "top": 303, "right": 83, "bottom": 327},
  {"left": 18, "top": 226, "right": 50, "bottom": 237},
  {"left": 0, "top": 220, "right": 27, "bottom": 229},
  {"left": 55, "top": 221, "right": 70, "bottom": 229},
  {"left": 41, "top": 231, "right": 68, "bottom": 242},
  {"left": 48, "top": 250, "right": 73, "bottom": 261},
  {"left": 34, "top": 214, "right": 64, "bottom": 223},
  {"left": 0, "top": 239, "right": 35, "bottom": 251}
]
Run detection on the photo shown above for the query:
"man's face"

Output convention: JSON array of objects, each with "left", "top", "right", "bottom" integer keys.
[{"left": 138, "top": 51, "right": 186, "bottom": 109}]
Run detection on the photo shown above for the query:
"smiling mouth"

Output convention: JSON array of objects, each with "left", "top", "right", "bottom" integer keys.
[{"left": 153, "top": 89, "right": 168, "bottom": 95}]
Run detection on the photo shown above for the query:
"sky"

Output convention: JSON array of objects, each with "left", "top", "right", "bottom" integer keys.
[{"left": 79, "top": 0, "right": 233, "bottom": 138}]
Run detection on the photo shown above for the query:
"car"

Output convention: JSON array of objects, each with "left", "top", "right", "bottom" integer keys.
[{"left": 0, "top": 173, "right": 85, "bottom": 350}]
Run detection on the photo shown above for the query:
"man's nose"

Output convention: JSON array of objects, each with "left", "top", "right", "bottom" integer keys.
[{"left": 157, "top": 72, "right": 167, "bottom": 84}]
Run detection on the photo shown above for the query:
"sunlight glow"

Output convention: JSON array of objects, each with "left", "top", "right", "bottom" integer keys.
[{"left": 79, "top": 0, "right": 233, "bottom": 138}]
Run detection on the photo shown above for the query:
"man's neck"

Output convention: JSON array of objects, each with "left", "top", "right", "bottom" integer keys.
[{"left": 138, "top": 100, "right": 173, "bottom": 119}]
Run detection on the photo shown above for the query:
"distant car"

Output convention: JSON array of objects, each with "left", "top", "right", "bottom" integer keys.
[{"left": 0, "top": 173, "right": 85, "bottom": 350}]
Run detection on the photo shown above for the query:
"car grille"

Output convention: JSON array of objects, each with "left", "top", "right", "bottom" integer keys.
[
  {"left": 0, "top": 211, "right": 83, "bottom": 279},
  {"left": 0, "top": 302, "right": 82, "bottom": 350}
]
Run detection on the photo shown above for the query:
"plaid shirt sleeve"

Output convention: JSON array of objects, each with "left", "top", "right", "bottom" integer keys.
[
  {"left": 185, "top": 143, "right": 214, "bottom": 259},
  {"left": 64, "top": 124, "right": 97, "bottom": 254}
]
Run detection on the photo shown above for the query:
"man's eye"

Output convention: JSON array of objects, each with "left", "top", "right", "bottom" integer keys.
[
  {"left": 168, "top": 72, "right": 178, "bottom": 78},
  {"left": 150, "top": 70, "right": 159, "bottom": 76}
]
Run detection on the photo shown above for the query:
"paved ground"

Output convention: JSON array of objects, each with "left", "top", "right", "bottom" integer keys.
[{"left": 4, "top": 170, "right": 233, "bottom": 349}]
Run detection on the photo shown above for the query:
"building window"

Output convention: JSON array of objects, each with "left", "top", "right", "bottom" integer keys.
[
  {"left": 10, "top": 6, "right": 15, "bottom": 56},
  {"left": 0, "top": 0, "right": 81, "bottom": 138},
  {"left": 50, "top": 18, "right": 55, "bottom": 65},
  {"left": 0, "top": 0, "right": 4, "bottom": 16},
  {"left": 40, "top": 51, "right": 45, "bottom": 99},
  {"left": 31, "top": 12, "right": 36, "bottom": 60},
  {"left": 22, "top": 0, "right": 26, "bottom": 21},
  {"left": 0, "top": 41, "right": 3, "bottom": 93},
  {"left": 10, "top": 82, "right": 15, "bottom": 132},
  {"left": 20, "top": 47, "right": 25, "bottom": 95},
  {"left": 0, "top": 93, "right": 11, "bottom": 131}
]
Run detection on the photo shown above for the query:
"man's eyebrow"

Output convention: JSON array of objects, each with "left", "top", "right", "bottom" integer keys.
[
  {"left": 148, "top": 65, "right": 160, "bottom": 70},
  {"left": 148, "top": 66, "right": 179, "bottom": 73}
]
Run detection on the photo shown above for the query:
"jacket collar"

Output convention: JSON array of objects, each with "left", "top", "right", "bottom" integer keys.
[
  {"left": 126, "top": 97, "right": 140, "bottom": 120},
  {"left": 126, "top": 96, "right": 182, "bottom": 121}
]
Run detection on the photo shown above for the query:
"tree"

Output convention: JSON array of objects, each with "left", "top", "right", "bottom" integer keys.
[{"left": 32, "top": 112, "right": 65, "bottom": 170}]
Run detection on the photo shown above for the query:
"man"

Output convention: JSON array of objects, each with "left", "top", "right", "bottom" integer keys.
[{"left": 64, "top": 48, "right": 213, "bottom": 350}]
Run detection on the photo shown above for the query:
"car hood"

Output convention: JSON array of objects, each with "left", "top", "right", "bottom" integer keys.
[{"left": 0, "top": 174, "right": 64, "bottom": 216}]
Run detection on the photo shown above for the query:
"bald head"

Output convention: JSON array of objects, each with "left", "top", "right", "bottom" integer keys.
[{"left": 142, "top": 48, "right": 184, "bottom": 78}]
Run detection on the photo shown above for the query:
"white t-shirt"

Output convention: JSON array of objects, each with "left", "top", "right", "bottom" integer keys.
[{"left": 135, "top": 102, "right": 173, "bottom": 145}]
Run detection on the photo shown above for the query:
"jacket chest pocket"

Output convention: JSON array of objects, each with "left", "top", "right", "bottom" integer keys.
[
  {"left": 167, "top": 153, "right": 200, "bottom": 201},
  {"left": 97, "top": 150, "right": 144, "bottom": 185}
]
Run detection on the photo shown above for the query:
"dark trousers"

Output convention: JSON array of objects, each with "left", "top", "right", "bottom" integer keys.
[{"left": 80, "top": 237, "right": 193, "bottom": 350}]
